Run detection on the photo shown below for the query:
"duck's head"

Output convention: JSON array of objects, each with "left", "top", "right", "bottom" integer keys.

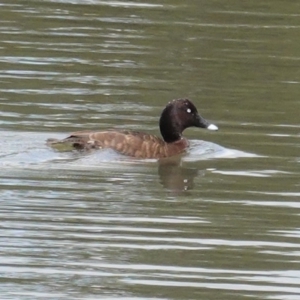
[{"left": 159, "top": 98, "right": 218, "bottom": 143}]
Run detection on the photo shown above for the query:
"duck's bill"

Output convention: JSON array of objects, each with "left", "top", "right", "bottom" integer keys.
[
  {"left": 196, "top": 115, "right": 218, "bottom": 131},
  {"left": 207, "top": 123, "right": 218, "bottom": 131}
]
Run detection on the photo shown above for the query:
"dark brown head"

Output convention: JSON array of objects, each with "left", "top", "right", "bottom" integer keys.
[{"left": 159, "top": 98, "right": 218, "bottom": 143}]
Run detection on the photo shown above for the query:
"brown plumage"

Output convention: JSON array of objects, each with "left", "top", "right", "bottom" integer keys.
[{"left": 47, "top": 98, "right": 218, "bottom": 159}]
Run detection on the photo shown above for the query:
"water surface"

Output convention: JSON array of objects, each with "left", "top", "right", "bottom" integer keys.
[{"left": 0, "top": 1, "right": 299, "bottom": 299}]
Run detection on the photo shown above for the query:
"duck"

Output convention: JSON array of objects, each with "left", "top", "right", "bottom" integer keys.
[{"left": 46, "top": 98, "right": 218, "bottom": 159}]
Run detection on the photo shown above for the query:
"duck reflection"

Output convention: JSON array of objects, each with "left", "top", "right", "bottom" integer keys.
[{"left": 158, "top": 156, "right": 202, "bottom": 193}]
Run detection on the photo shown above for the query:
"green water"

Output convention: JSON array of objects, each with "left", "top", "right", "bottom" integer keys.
[{"left": 0, "top": 1, "right": 299, "bottom": 299}]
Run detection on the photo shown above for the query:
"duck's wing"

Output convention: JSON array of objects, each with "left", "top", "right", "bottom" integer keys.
[{"left": 47, "top": 130, "right": 167, "bottom": 158}]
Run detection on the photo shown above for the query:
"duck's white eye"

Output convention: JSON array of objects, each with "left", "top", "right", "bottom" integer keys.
[{"left": 187, "top": 108, "right": 192, "bottom": 113}]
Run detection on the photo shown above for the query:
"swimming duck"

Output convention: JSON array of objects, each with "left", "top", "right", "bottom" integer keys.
[{"left": 47, "top": 98, "right": 218, "bottom": 159}]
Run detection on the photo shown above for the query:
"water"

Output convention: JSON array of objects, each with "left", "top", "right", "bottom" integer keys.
[{"left": 0, "top": 1, "right": 299, "bottom": 299}]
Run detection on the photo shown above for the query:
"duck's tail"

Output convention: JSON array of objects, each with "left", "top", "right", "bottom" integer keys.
[{"left": 46, "top": 138, "right": 77, "bottom": 151}]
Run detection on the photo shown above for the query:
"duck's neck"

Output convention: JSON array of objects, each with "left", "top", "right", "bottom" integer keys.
[{"left": 159, "top": 117, "right": 182, "bottom": 143}]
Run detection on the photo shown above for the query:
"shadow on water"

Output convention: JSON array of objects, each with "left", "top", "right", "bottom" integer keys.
[{"left": 158, "top": 157, "right": 200, "bottom": 193}]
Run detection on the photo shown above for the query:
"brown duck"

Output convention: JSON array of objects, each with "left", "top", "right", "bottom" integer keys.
[{"left": 47, "top": 98, "right": 218, "bottom": 159}]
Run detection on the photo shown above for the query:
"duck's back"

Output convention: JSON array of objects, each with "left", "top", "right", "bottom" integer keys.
[{"left": 47, "top": 130, "right": 188, "bottom": 159}]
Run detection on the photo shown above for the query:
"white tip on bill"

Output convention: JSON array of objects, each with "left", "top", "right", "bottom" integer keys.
[{"left": 207, "top": 124, "right": 218, "bottom": 131}]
